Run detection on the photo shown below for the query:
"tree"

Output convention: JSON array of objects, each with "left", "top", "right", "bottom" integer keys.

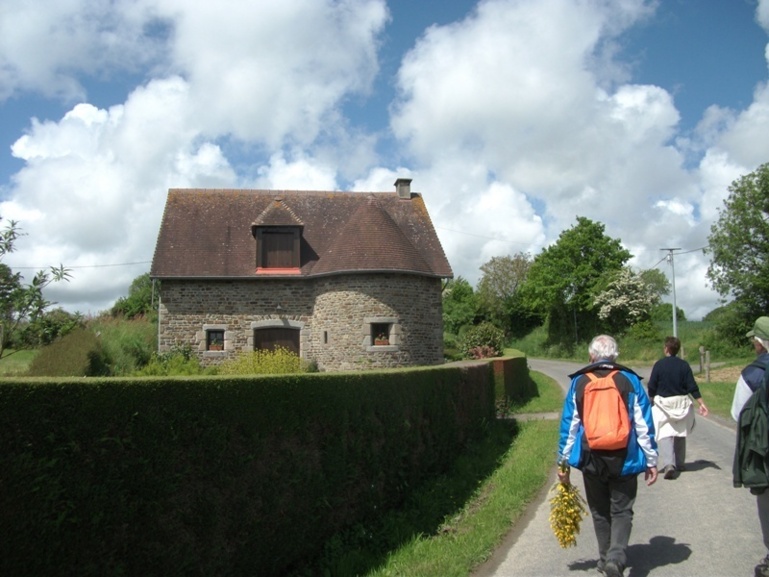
[
  {"left": 706, "top": 162, "right": 769, "bottom": 322},
  {"left": 111, "top": 272, "right": 158, "bottom": 319},
  {"left": 519, "top": 217, "right": 631, "bottom": 346},
  {"left": 476, "top": 253, "right": 531, "bottom": 331},
  {"left": 593, "top": 267, "right": 661, "bottom": 334},
  {"left": 0, "top": 218, "right": 71, "bottom": 359},
  {"left": 442, "top": 276, "right": 479, "bottom": 335},
  {"left": 639, "top": 268, "right": 671, "bottom": 300}
]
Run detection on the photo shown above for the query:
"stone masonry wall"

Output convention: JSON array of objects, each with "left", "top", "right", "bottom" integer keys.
[{"left": 157, "top": 274, "right": 444, "bottom": 371}]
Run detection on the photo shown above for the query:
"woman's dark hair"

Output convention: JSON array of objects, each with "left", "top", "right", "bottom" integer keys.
[{"left": 664, "top": 336, "right": 681, "bottom": 356}]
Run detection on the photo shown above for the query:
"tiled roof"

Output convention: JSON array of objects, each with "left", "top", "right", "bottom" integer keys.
[{"left": 150, "top": 188, "right": 453, "bottom": 279}]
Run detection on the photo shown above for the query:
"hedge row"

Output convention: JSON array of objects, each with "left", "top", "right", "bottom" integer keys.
[{"left": 0, "top": 363, "right": 494, "bottom": 577}]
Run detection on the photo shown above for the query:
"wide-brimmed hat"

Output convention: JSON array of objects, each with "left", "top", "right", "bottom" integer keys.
[{"left": 746, "top": 316, "right": 769, "bottom": 340}]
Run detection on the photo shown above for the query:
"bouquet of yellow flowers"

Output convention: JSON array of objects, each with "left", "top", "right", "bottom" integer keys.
[{"left": 549, "top": 461, "right": 589, "bottom": 548}]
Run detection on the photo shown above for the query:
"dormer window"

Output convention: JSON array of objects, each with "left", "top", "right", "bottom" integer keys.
[{"left": 255, "top": 227, "right": 300, "bottom": 273}]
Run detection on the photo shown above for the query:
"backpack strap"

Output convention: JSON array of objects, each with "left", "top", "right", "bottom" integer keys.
[{"left": 585, "top": 370, "right": 619, "bottom": 382}]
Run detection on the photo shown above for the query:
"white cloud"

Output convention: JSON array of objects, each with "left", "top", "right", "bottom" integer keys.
[
  {"left": 1, "top": 0, "right": 768, "bottom": 322},
  {"left": 153, "top": 0, "right": 388, "bottom": 146},
  {"left": 254, "top": 153, "right": 338, "bottom": 191},
  {"left": 758, "top": 0, "right": 769, "bottom": 32},
  {"left": 0, "top": 0, "right": 162, "bottom": 101},
  {"left": 2, "top": 77, "right": 236, "bottom": 312}
]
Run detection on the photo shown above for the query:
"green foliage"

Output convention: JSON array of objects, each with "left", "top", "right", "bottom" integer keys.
[
  {"left": 624, "top": 319, "right": 663, "bottom": 344},
  {"left": 706, "top": 162, "right": 769, "bottom": 323},
  {"left": 111, "top": 273, "right": 157, "bottom": 320},
  {"left": 26, "top": 327, "right": 109, "bottom": 376},
  {"left": 25, "top": 307, "right": 84, "bottom": 346},
  {"left": 0, "top": 218, "right": 72, "bottom": 359},
  {"left": 650, "top": 302, "right": 686, "bottom": 322},
  {"left": 0, "top": 349, "right": 38, "bottom": 376},
  {"left": 518, "top": 217, "right": 631, "bottom": 346},
  {"left": 699, "top": 299, "right": 756, "bottom": 354},
  {"left": 639, "top": 268, "right": 671, "bottom": 298},
  {"left": 90, "top": 317, "right": 157, "bottom": 376},
  {"left": 136, "top": 346, "right": 211, "bottom": 376},
  {"left": 0, "top": 365, "right": 494, "bottom": 577},
  {"left": 505, "top": 291, "right": 544, "bottom": 339},
  {"left": 442, "top": 277, "right": 480, "bottom": 335},
  {"left": 218, "top": 346, "right": 303, "bottom": 375},
  {"left": 477, "top": 253, "right": 531, "bottom": 331},
  {"left": 460, "top": 322, "right": 505, "bottom": 359}
]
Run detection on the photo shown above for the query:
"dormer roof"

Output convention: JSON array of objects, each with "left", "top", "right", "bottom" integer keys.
[{"left": 150, "top": 186, "right": 453, "bottom": 280}]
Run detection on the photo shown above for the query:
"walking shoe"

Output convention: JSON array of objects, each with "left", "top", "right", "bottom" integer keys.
[
  {"left": 756, "top": 556, "right": 769, "bottom": 577},
  {"left": 664, "top": 466, "right": 678, "bottom": 480},
  {"left": 604, "top": 559, "right": 623, "bottom": 577}
]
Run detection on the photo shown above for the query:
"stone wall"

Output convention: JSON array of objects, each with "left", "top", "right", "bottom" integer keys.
[{"left": 157, "top": 273, "right": 445, "bottom": 371}]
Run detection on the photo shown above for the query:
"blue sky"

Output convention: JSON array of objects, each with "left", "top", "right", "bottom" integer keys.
[{"left": 1, "top": 0, "right": 768, "bottom": 319}]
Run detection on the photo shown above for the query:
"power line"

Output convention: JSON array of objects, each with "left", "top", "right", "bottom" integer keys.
[{"left": 5, "top": 260, "right": 151, "bottom": 270}]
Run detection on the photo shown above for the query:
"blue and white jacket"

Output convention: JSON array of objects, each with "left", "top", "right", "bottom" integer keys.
[
  {"left": 558, "top": 361, "right": 658, "bottom": 476},
  {"left": 731, "top": 352, "right": 769, "bottom": 421}
]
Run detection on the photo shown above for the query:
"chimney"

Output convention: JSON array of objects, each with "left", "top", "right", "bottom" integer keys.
[{"left": 394, "top": 178, "right": 412, "bottom": 199}]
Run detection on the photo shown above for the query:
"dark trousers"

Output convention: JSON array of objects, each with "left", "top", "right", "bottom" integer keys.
[{"left": 582, "top": 470, "right": 638, "bottom": 568}]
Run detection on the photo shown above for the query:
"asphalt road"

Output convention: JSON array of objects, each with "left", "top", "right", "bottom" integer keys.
[{"left": 472, "top": 358, "right": 765, "bottom": 577}]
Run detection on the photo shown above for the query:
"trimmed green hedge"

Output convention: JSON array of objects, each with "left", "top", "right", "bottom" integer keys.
[
  {"left": 0, "top": 364, "right": 494, "bottom": 577},
  {"left": 492, "top": 355, "right": 537, "bottom": 404}
]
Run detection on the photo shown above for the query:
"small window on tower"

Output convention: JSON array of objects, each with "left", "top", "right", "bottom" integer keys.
[{"left": 371, "top": 323, "right": 390, "bottom": 345}]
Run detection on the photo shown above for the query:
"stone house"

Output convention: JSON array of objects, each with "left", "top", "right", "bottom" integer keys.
[{"left": 150, "top": 179, "right": 453, "bottom": 371}]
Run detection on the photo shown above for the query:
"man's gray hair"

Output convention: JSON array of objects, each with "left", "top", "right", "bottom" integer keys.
[
  {"left": 755, "top": 335, "right": 769, "bottom": 352},
  {"left": 589, "top": 334, "right": 619, "bottom": 361}
]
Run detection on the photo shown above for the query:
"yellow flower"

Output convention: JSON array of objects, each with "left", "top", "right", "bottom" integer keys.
[{"left": 549, "top": 480, "right": 589, "bottom": 548}]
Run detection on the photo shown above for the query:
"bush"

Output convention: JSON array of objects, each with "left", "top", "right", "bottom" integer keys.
[
  {"left": 218, "top": 347, "right": 303, "bottom": 375},
  {"left": 90, "top": 317, "right": 156, "bottom": 375},
  {"left": 460, "top": 322, "right": 504, "bottom": 359},
  {"left": 27, "top": 327, "right": 109, "bottom": 377},
  {"left": 135, "top": 346, "right": 211, "bottom": 376}
]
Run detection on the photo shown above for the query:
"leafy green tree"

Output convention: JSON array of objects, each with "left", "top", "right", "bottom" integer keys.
[
  {"left": 477, "top": 253, "right": 531, "bottom": 332},
  {"left": 28, "top": 307, "right": 84, "bottom": 346},
  {"left": 111, "top": 272, "right": 158, "bottom": 319},
  {"left": 519, "top": 217, "right": 631, "bottom": 346},
  {"left": 593, "top": 267, "right": 661, "bottom": 334},
  {"left": 442, "top": 276, "right": 480, "bottom": 335},
  {"left": 649, "top": 302, "right": 686, "bottom": 323},
  {"left": 0, "top": 218, "right": 71, "bottom": 359},
  {"left": 639, "top": 268, "right": 671, "bottom": 300},
  {"left": 706, "top": 162, "right": 769, "bottom": 323}
]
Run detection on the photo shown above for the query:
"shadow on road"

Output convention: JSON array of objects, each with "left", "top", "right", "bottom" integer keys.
[
  {"left": 625, "top": 535, "right": 692, "bottom": 577},
  {"left": 683, "top": 458, "right": 721, "bottom": 472}
]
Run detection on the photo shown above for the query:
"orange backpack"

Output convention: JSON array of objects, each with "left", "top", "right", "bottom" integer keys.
[{"left": 582, "top": 370, "right": 631, "bottom": 450}]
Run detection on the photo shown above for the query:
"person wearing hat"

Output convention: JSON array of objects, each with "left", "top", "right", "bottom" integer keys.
[
  {"left": 732, "top": 316, "right": 769, "bottom": 420},
  {"left": 731, "top": 316, "right": 769, "bottom": 577}
]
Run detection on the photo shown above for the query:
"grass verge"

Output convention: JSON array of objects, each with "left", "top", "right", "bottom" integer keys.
[
  {"left": 290, "top": 371, "right": 564, "bottom": 577},
  {"left": 0, "top": 349, "right": 38, "bottom": 376}
]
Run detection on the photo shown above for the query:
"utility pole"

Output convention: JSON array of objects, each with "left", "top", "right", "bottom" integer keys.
[{"left": 661, "top": 248, "right": 680, "bottom": 338}]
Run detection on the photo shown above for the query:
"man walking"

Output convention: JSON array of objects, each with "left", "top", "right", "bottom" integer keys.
[
  {"left": 732, "top": 317, "right": 769, "bottom": 577},
  {"left": 648, "top": 336, "right": 709, "bottom": 480},
  {"left": 558, "top": 335, "right": 658, "bottom": 577}
]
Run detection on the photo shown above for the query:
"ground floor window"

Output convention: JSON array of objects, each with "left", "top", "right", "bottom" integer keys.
[
  {"left": 371, "top": 323, "right": 390, "bottom": 345},
  {"left": 205, "top": 327, "right": 225, "bottom": 351},
  {"left": 254, "top": 327, "right": 300, "bottom": 354}
]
